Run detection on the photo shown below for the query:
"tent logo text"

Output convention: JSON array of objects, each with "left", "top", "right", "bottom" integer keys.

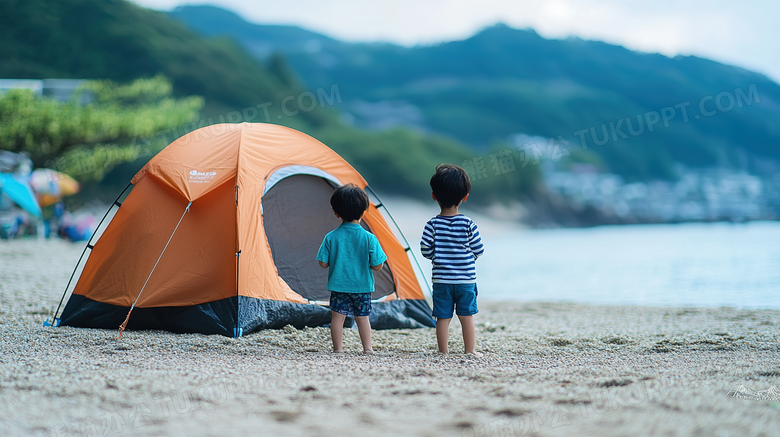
[{"left": 189, "top": 170, "right": 217, "bottom": 184}]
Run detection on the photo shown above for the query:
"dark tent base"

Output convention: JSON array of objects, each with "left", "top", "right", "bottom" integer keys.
[{"left": 59, "top": 294, "right": 435, "bottom": 337}]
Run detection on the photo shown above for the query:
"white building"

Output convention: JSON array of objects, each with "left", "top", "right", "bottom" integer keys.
[{"left": 0, "top": 78, "right": 91, "bottom": 104}]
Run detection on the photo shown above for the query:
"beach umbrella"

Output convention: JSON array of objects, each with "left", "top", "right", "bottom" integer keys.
[
  {"left": 0, "top": 172, "right": 42, "bottom": 218},
  {"left": 30, "top": 169, "right": 80, "bottom": 207}
]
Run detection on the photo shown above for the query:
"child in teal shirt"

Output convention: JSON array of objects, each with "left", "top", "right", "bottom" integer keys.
[{"left": 317, "top": 184, "right": 386, "bottom": 353}]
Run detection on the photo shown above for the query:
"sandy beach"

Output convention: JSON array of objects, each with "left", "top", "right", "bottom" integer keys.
[{"left": 1, "top": 239, "right": 779, "bottom": 437}]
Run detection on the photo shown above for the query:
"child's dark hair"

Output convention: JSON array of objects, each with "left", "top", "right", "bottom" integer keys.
[
  {"left": 330, "top": 184, "right": 370, "bottom": 222},
  {"left": 430, "top": 164, "right": 471, "bottom": 208}
]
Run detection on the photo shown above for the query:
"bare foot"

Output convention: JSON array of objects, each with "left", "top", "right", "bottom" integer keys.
[
  {"left": 363, "top": 349, "right": 373, "bottom": 354},
  {"left": 466, "top": 351, "right": 484, "bottom": 358},
  {"left": 333, "top": 349, "right": 345, "bottom": 353}
]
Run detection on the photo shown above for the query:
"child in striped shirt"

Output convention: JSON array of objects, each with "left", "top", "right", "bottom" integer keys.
[{"left": 420, "top": 164, "right": 485, "bottom": 356}]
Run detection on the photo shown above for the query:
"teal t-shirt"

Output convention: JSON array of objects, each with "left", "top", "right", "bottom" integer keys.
[{"left": 316, "top": 222, "right": 387, "bottom": 293}]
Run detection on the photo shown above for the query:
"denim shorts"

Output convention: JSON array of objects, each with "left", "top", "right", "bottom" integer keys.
[
  {"left": 431, "top": 283, "right": 478, "bottom": 319},
  {"left": 329, "top": 291, "right": 372, "bottom": 317}
]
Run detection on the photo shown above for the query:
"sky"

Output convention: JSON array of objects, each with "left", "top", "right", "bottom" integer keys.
[{"left": 133, "top": 0, "right": 780, "bottom": 83}]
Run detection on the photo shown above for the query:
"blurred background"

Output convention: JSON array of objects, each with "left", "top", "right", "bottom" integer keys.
[{"left": 1, "top": 0, "right": 777, "bottom": 307}]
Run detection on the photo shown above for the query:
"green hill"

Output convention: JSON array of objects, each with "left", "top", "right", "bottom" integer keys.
[
  {"left": 1, "top": 0, "right": 532, "bottom": 203},
  {"left": 170, "top": 6, "right": 780, "bottom": 181},
  {"left": 0, "top": 0, "right": 310, "bottom": 121},
  {"left": 167, "top": 4, "right": 343, "bottom": 57}
]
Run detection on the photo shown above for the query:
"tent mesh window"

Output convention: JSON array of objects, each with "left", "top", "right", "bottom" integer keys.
[{"left": 262, "top": 175, "right": 396, "bottom": 301}]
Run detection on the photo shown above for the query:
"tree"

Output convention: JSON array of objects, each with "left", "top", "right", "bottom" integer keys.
[{"left": 0, "top": 75, "right": 202, "bottom": 182}]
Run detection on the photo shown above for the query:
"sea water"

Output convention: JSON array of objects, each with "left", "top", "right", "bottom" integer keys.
[
  {"left": 474, "top": 221, "right": 780, "bottom": 308},
  {"left": 383, "top": 197, "right": 779, "bottom": 309}
]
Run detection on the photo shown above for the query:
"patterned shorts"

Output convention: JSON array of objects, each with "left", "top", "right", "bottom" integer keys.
[{"left": 329, "top": 291, "right": 372, "bottom": 317}]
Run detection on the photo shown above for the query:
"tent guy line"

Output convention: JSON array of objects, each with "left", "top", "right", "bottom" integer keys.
[{"left": 116, "top": 201, "right": 192, "bottom": 339}]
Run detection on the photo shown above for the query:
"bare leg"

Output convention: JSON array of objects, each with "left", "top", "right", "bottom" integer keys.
[
  {"left": 354, "top": 316, "right": 373, "bottom": 353},
  {"left": 458, "top": 315, "right": 482, "bottom": 356},
  {"left": 436, "top": 318, "right": 452, "bottom": 354},
  {"left": 331, "top": 311, "right": 346, "bottom": 353}
]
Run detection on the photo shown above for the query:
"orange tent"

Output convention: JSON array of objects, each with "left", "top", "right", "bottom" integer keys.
[{"left": 53, "top": 123, "right": 433, "bottom": 336}]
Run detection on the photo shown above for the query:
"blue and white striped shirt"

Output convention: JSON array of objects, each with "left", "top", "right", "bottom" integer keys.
[{"left": 420, "top": 214, "right": 484, "bottom": 284}]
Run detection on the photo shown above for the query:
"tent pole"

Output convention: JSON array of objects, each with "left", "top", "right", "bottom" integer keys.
[
  {"left": 235, "top": 250, "right": 242, "bottom": 338},
  {"left": 364, "top": 186, "right": 432, "bottom": 296},
  {"left": 46, "top": 182, "right": 133, "bottom": 327},
  {"left": 234, "top": 184, "right": 242, "bottom": 338}
]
